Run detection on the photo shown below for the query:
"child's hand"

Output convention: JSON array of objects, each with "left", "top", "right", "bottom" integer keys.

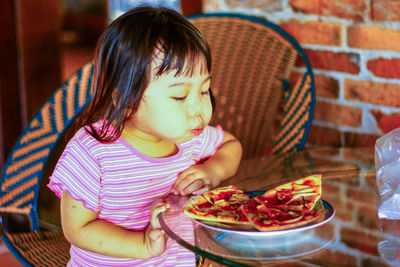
[
  {"left": 173, "top": 164, "right": 215, "bottom": 195},
  {"left": 173, "top": 131, "right": 242, "bottom": 196},
  {"left": 144, "top": 199, "right": 169, "bottom": 257}
]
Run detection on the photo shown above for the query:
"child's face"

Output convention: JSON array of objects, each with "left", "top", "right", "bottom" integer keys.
[{"left": 129, "top": 62, "right": 213, "bottom": 144}]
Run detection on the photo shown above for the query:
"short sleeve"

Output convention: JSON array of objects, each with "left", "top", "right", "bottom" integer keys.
[
  {"left": 48, "top": 130, "right": 101, "bottom": 213},
  {"left": 193, "top": 125, "right": 225, "bottom": 161}
]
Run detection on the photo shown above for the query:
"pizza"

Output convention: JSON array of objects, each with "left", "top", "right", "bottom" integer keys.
[
  {"left": 183, "top": 175, "right": 327, "bottom": 231},
  {"left": 241, "top": 174, "right": 326, "bottom": 231},
  {"left": 251, "top": 174, "right": 322, "bottom": 213},
  {"left": 183, "top": 185, "right": 252, "bottom": 225}
]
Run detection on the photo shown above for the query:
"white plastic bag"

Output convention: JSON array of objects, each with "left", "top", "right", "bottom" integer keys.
[{"left": 375, "top": 128, "right": 400, "bottom": 219}]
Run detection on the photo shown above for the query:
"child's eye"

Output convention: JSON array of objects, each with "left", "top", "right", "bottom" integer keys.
[
  {"left": 201, "top": 89, "right": 210, "bottom": 96},
  {"left": 172, "top": 96, "right": 187, "bottom": 101}
]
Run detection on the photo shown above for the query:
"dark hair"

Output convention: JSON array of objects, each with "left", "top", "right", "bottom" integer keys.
[{"left": 84, "top": 6, "right": 213, "bottom": 143}]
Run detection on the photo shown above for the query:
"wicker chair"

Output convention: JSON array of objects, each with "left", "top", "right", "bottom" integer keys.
[
  {"left": 189, "top": 13, "right": 315, "bottom": 158},
  {"left": 0, "top": 13, "right": 315, "bottom": 266}
]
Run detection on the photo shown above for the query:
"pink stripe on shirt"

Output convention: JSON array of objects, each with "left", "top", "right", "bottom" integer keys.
[{"left": 48, "top": 121, "right": 225, "bottom": 266}]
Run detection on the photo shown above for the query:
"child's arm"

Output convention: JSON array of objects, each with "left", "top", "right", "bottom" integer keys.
[
  {"left": 173, "top": 131, "right": 242, "bottom": 195},
  {"left": 61, "top": 191, "right": 168, "bottom": 259}
]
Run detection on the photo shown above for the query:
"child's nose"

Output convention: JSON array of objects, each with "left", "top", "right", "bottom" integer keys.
[{"left": 188, "top": 98, "right": 202, "bottom": 117}]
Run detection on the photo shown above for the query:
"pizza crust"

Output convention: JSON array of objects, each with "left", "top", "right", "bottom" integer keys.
[
  {"left": 183, "top": 175, "right": 325, "bottom": 231},
  {"left": 183, "top": 186, "right": 252, "bottom": 225}
]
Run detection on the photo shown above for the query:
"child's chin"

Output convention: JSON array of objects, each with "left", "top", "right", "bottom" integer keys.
[{"left": 175, "top": 135, "right": 194, "bottom": 144}]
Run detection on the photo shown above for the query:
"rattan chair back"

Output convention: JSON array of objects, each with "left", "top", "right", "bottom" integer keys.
[
  {"left": 188, "top": 14, "right": 315, "bottom": 158},
  {"left": 0, "top": 61, "right": 94, "bottom": 266}
]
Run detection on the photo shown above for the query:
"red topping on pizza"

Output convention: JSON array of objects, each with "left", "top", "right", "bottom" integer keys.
[
  {"left": 183, "top": 185, "right": 252, "bottom": 225},
  {"left": 184, "top": 175, "right": 327, "bottom": 231}
]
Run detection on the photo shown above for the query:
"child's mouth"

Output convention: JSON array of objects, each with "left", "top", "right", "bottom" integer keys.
[{"left": 191, "top": 127, "right": 203, "bottom": 136}]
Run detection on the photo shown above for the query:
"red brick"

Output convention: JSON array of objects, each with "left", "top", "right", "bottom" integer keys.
[
  {"left": 344, "top": 79, "right": 400, "bottom": 107},
  {"left": 273, "top": 262, "right": 309, "bottom": 267},
  {"left": 335, "top": 208, "right": 354, "bottom": 222},
  {"left": 322, "top": 183, "right": 340, "bottom": 195},
  {"left": 367, "top": 57, "right": 400, "bottom": 79},
  {"left": 225, "top": 0, "right": 282, "bottom": 10},
  {"left": 289, "top": 0, "right": 320, "bottom": 14},
  {"left": 315, "top": 74, "right": 340, "bottom": 99},
  {"left": 371, "top": 109, "right": 400, "bottom": 134},
  {"left": 342, "top": 176, "right": 362, "bottom": 187},
  {"left": 340, "top": 227, "right": 380, "bottom": 255},
  {"left": 344, "top": 132, "right": 380, "bottom": 147},
  {"left": 357, "top": 205, "right": 379, "bottom": 230},
  {"left": 371, "top": 0, "right": 400, "bottom": 22},
  {"left": 312, "top": 246, "right": 358, "bottom": 266},
  {"left": 298, "top": 49, "right": 360, "bottom": 74},
  {"left": 380, "top": 219, "right": 400, "bottom": 234},
  {"left": 348, "top": 26, "right": 400, "bottom": 52},
  {"left": 307, "top": 125, "right": 341, "bottom": 147},
  {"left": 291, "top": 72, "right": 339, "bottom": 99},
  {"left": 322, "top": 0, "right": 367, "bottom": 22},
  {"left": 315, "top": 101, "right": 362, "bottom": 127},
  {"left": 308, "top": 147, "right": 341, "bottom": 158},
  {"left": 317, "top": 163, "right": 360, "bottom": 181},
  {"left": 342, "top": 147, "right": 375, "bottom": 166},
  {"left": 362, "top": 258, "right": 393, "bottom": 267},
  {"left": 365, "top": 173, "right": 377, "bottom": 189},
  {"left": 347, "top": 187, "right": 376, "bottom": 205},
  {"left": 279, "top": 20, "right": 342, "bottom": 46},
  {"left": 314, "top": 222, "right": 335, "bottom": 240},
  {"left": 323, "top": 191, "right": 355, "bottom": 221},
  {"left": 291, "top": 0, "right": 368, "bottom": 22}
]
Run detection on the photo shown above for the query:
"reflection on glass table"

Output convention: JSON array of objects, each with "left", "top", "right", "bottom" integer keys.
[
  {"left": 159, "top": 148, "right": 400, "bottom": 266},
  {"left": 159, "top": 193, "right": 335, "bottom": 266}
]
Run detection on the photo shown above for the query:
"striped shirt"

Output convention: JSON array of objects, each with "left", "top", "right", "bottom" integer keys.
[{"left": 48, "top": 122, "right": 225, "bottom": 266}]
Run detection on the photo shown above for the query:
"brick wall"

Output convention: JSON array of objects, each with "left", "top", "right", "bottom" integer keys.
[
  {"left": 309, "top": 148, "right": 396, "bottom": 266},
  {"left": 202, "top": 0, "right": 400, "bottom": 148}
]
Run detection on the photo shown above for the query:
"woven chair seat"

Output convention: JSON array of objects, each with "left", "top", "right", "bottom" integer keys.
[{"left": 3, "top": 231, "right": 70, "bottom": 267}]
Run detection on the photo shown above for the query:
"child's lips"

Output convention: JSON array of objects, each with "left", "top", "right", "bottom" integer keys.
[{"left": 191, "top": 127, "right": 203, "bottom": 136}]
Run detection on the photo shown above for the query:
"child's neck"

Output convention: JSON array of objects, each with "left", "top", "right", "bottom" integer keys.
[{"left": 121, "top": 125, "right": 178, "bottom": 158}]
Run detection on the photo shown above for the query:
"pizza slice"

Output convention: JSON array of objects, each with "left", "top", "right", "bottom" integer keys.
[
  {"left": 241, "top": 201, "right": 327, "bottom": 231},
  {"left": 183, "top": 175, "right": 326, "bottom": 231},
  {"left": 241, "top": 174, "right": 325, "bottom": 231},
  {"left": 253, "top": 174, "right": 322, "bottom": 212},
  {"left": 183, "top": 185, "right": 252, "bottom": 225},
  {"left": 201, "top": 185, "right": 244, "bottom": 203}
]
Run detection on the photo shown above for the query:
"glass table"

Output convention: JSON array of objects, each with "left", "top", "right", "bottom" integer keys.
[{"left": 159, "top": 147, "right": 400, "bottom": 266}]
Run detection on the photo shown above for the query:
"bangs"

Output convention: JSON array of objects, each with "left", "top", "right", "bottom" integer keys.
[
  {"left": 154, "top": 49, "right": 209, "bottom": 78},
  {"left": 151, "top": 19, "right": 211, "bottom": 78}
]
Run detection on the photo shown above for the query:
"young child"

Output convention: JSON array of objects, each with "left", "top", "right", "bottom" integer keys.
[{"left": 48, "top": 6, "right": 242, "bottom": 266}]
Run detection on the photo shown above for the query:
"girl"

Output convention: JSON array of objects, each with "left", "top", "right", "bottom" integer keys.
[{"left": 48, "top": 6, "right": 242, "bottom": 266}]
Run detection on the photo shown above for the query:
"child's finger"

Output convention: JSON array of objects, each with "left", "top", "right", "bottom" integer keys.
[
  {"left": 192, "top": 185, "right": 210, "bottom": 195},
  {"left": 174, "top": 167, "right": 195, "bottom": 185},
  {"left": 150, "top": 199, "right": 168, "bottom": 211},
  {"left": 174, "top": 170, "right": 196, "bottom": 191},
  {"left": 174, "top": 172, "right": 204, "bottom": 194},
  {"left": 149, "top": 228, "right": 166, "bottom": 241},
  {"left": 150, "top": 203, "right": 168, "bottom": 228},
  {"left": 179, "top": 179, "right": 205, "bottom": 195},
  {"left": 146, "top": 228, "right": 167, "bottom": 257}
]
